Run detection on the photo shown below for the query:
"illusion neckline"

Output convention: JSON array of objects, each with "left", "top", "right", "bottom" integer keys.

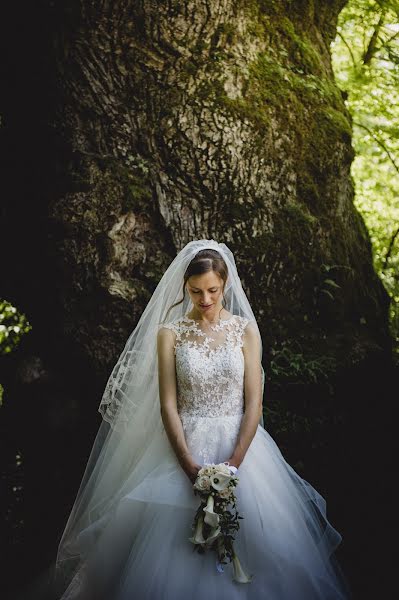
[{"left": 183, "top": 314, "right": 236, "bottom": 327}]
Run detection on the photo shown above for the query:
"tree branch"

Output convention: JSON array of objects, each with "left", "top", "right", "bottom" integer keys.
[
  {"left": 362, "top": 9, "right": 386, "bottom": 65},
  {"left": 336, "top": 30, "right": 357, "bottom": 69},
  {"left": 383, "top": 227, "right": 399, "bottom": 271},
  {"left": 353, "top": 121, "right": 399, "bottom": 174},
  {"left": 375, "top": 28, "right": 399, "bottom": 54}
]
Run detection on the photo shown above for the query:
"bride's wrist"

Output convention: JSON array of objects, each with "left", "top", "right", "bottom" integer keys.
[
  {"left": 178, "top": 450, "right": 192, "bottom": 463},
  {"left": 228, "top": 454, "right": 242, "bottom": 468}
]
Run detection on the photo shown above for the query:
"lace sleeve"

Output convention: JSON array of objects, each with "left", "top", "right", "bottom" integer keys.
[{"left": 234, "top": 316, "right": 250, "bottom": 347}]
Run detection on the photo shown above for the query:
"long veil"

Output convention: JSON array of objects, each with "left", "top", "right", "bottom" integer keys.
[{"left": 54, "top": 239, "right": 265, "bottom": 595}]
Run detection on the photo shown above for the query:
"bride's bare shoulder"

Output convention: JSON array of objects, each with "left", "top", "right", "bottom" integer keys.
[{"left": 157, "top": 317, "right": 184, "bottom": 339}]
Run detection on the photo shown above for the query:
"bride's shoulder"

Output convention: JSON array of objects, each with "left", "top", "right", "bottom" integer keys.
[
  {"left": 231, "top": 314, "right": 251, "bottom": 327},
  {"left": 157, "top": 316, "right": 185, "bottom": 335},
  {"left": 231, "top": 315, "right": 259, "bottom": 341}
]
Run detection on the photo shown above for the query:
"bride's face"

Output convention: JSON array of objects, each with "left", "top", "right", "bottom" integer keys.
[{"left": 186, "top": 271, "right": 224, "bottom": 314}]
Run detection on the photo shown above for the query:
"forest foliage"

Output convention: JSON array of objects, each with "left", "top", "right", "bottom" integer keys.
[{"left": 331, "top": 0, "right": 399, "bottom": 360}]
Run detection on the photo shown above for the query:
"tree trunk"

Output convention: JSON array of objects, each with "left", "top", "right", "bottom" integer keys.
[
  {"left": 49, "top": 0, "right": 391, "bottom": 373},
  {"left": 3, "top": 0, "right": 391, "bottom": 375}
]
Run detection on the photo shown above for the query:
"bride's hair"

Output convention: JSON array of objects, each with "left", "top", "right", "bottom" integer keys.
[{"left": 163, "top": 249, "right": 228, "bottom": 322}]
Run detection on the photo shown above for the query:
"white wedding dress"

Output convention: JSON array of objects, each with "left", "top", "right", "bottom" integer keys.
[{"left": 61, "top": 314, "right": 351, "bottom": 599}]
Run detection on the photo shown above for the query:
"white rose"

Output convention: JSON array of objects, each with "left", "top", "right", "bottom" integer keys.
[
  {"left": 214, "top": 463, "right": 231, "bottom": 476},
  {"left": 194, "top": 475, "right": 211, "bottom": 492}
]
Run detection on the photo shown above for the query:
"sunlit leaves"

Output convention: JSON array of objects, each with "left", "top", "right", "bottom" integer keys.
[
  {"left": 0, "top": 300, "right": 32, "bottom": 356},
  {"left": 331, "top": 0, "right": 399, "bottom": 354}
]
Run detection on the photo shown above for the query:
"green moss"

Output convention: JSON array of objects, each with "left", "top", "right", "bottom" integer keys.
[
  {"left": 180, "top": 0, "right": 348, "bottom": 165},
  {"left": 98, "top": 158, "right": 152, "bottom": 213},
  {"left": 302, "top": 105, "right": 352, "bottom": 173},
  {"left": 297, "top": 172, "right": 322, "bottom": 214},
  {"left": 182, "top": 60, "right": 198, "bottom": 78},
  {"left": 274, "top": 17, "right": 323, "bottom": 74},
  {"left": 246, "top": 49, "right": 339, "bottom": 108},
  {"left": 127, "top": 174, "right": 152, "bottom": 205},
  {"left": 199, "top": 46, "right": 342, "bottom": 141},
  {"left": 247, "top": 52, "right": 295, "bottom": 107},
  {"left": 211, "top": 22, "right": 238, "bottom": 47},
  {"left": 233, "top": 2, "right": 344, "bottom": 113},
  {"left": 282, "top": 201, "right": 317, "bottom": 228},
  {"left": 238, "top": 0, "right": 283, "bottom": 19},
  {"left": 320, "top": 107, "right": 352, "bottom": 141},
  {"left": 192, "top": 39, "right": 209, "bottom": 55}
]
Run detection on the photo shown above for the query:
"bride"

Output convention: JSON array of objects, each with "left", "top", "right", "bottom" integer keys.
[{"left": 54, "top": 239, "right": 352, "bottom": 599}]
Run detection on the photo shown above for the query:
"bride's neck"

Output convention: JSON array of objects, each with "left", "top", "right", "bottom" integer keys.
[{"left": 188, "top": 306, "right": 229, "bottom": 323}]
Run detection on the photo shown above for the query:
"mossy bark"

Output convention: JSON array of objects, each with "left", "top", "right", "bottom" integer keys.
[{"left": 42, "top": 0, "right": 390, "bottom": 379}]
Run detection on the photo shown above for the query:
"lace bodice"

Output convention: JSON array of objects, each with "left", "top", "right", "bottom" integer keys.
[{"left": 160, "top": 314, "right": 250, "bottom": 419}]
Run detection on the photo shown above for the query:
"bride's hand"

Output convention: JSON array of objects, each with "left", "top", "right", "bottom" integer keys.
[
  {"left": 180, "top": 455, "right": 201, "bottom": 484},
  {"left": 226, "top": 456, "right": 241, "bottom": 470}
]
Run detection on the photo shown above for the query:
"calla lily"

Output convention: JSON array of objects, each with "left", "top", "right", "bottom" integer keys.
[
  {"left": 210, "top": 473, "right": 231, "bottom": 491},
  {"left": 232, "top": 552, "right": 253, "bottom": 584},
  {"left": 205, "top": 525, "right": 222, "bottom": 546},
  {"left": 189, "top": 514, "right": 206, "bottom": 545},
  {"left": 203, "top": 494, "right": 220, "bottom": 528}
]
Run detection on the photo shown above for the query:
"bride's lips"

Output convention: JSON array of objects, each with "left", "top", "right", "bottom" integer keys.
[{"left": 199, "top": 304, "right": 213, "bottom": 310}]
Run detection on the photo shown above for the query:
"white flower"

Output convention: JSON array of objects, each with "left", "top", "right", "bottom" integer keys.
[
  {"left": 205, "top": 525, "right": 222, "bottom": 547},
  {"left": 203, "top": 494, "right": 220, "bottom": 528},
  {"left": 201, "top": 465, "right": 214, "bottom": 476},
  {"left": 218, "top": 487, "right": 232, "bottom": 499},
  {"left": 214, "top": 463, "right": 232, "bottom": 476},
  {"left": 194, "top": 475, "right": 211, "bottom": 492},
  {"left": 189, "top": 514, "right": 206, "bottom": 545},
  {"left": 210, "top": 472, "right": 231, "bottom": 491},
  {"left": 232, "top": 553, "right": 253, "bottom": 584}
]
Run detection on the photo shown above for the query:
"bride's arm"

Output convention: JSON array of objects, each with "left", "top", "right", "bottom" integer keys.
[
  {"left": 157, "top": 327, "right": 201, "bottom": 482},
  {"left": 228, "top": 322, "right": 263, "bottom": 468}
]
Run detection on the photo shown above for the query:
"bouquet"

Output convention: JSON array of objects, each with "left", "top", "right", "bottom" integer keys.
[{"left": 188, "top": 461, "right": 253, "bottom": 583}]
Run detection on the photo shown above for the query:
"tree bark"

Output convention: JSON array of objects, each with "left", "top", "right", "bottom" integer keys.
[{"left": 43, "top": 0, "right": 389, "bottom": 371}]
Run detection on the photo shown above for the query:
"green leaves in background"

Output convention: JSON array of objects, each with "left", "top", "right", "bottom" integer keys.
[
  {"left": 0, "top": 300, "right": 32, "bottom": 356},
  {"left": 0, "top": 300, "right": 32, "bottom": 406},
  {"left": 331, "top": 0, "right": 399, "bottom": 359}
]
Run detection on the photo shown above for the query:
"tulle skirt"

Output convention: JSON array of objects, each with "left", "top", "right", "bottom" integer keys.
[{"left": 60, "top": 414, "right": 352, "bottom": 599}]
